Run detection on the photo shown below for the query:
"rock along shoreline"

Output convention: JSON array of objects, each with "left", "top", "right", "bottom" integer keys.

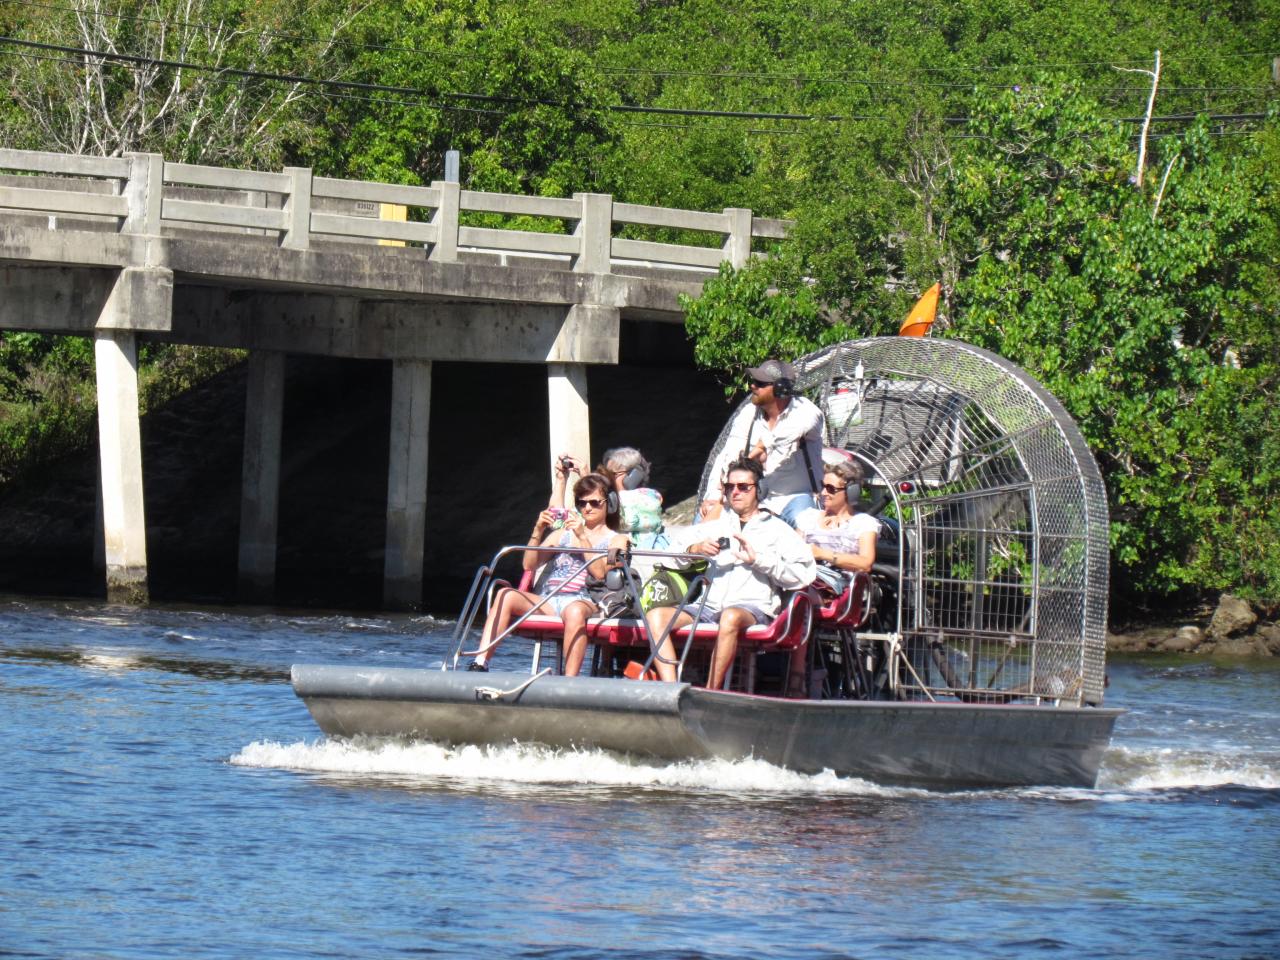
[{"left": 1107, "top": 594, "right": 1280, "bottom": 657}]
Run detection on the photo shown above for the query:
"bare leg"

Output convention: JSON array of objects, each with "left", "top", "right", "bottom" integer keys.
[
  {"left": 786, "top": 643, "right": 809, "bottom": 698},
  {"left": 561, "top": 599, "right": 595, "bottom": 677},
  {"left": 644, "top": 607, "right": 694, "bottom": 682},
  {"left": 475, "top": 588, "right": 538, "bottom": 667},
  {"left": 708, "top": 607, "right": 757, "bottom": 690}
]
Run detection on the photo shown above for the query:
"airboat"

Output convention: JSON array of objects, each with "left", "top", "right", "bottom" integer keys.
[{"left": 292, "top": 336, "right": 1121, "bottom": 788}]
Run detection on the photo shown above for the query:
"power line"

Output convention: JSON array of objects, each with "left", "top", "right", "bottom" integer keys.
[
  {"left": 7, "top": 45, "right": 1262, "bottom": 147},
  {"left": 603, "top": 65, "right": 1274, "bottom": 96},
  {"left": 1, "top": 45, "right": 508, "bottom": 119},
  {"left": 0, "top": 34, "right": 1269, "bottom": 130}
]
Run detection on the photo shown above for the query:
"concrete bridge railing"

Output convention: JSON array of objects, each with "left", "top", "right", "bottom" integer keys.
[{"left": 0, "top": 147, "right": 789, "bottom": 273}]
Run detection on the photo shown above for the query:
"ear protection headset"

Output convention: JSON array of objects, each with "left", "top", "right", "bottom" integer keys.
[
  {"left": 773, "top": 377, "right": 796, "bottom": 399},
  {"left": 606, "top": 489, "right": 620, "bottom": 514},
  {"left": 621, "top": 466, "right": 646, "bottom": 490}
]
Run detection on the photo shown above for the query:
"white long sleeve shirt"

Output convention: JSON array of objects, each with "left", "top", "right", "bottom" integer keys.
[
  {"left": 701, "top": 396, "right": 825, "bottom": 513},
  {"left": 667, "top": 509, "right": 817, "bottom": 619}
]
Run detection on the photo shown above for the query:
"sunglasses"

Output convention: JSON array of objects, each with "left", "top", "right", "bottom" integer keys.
[
  {"left": 749, "top": 379, "right": 772, "bottom": 389},
  {"left": 822, "top": 483, "right": 847, "bottom": 495},
  {"left": 723, "top": 481, "right": 757, "bottom": 493},
  {"left": 575, "top": 497, "right": 606, "bottom": 509}
]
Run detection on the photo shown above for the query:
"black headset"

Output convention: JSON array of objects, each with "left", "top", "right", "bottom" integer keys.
[
  {"left": 773, "top": 377, "right": 796, "bottom": 399},
  {"left": 605, "top": 489, "right": 620, "bottom": 514},
  {"left": 620, "top": 466, "right": 646, "bottom": 490}
]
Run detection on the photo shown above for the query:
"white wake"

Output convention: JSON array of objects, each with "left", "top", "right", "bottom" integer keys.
[
  {"left": 229, "top": 738, "right": 1280, "bottom": 799},
  {"left": 1096, "top": 743, "right": 1280, "bottom": 792},
  {"left": 230, "top": 737, "right": 917, "bottom": 797}
]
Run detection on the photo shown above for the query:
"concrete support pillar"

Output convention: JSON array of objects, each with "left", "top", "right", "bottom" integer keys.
[
  {"left": 384, "top": 359, "right": 433, "bottom": 610},
  {"left": 547, "top": 362, "right": 591, "bottom": 488},
  {"left": 94, "top": 330, "right": 148, "bottom": 604},
  {"left": 237, "top": 350, "right": 285, "bottom": 602}
]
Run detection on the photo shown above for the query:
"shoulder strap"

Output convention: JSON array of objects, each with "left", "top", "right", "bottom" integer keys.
[
  {"left": 799, "top": 436, "right": 820, "bottom": 493},
  {"left": 740, "top": 410, "right": 756, "bottom": 460}
]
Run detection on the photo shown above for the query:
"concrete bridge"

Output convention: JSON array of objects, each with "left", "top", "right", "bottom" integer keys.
[{"left": 0, "top": 147, "right": 787, "bottom": 607}]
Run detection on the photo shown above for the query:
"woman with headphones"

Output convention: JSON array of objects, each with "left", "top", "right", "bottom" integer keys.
[
  {"left": 469, "top": 468, "right": 628, "bottom": 677},
  {"left": 597, "top": 446, "right": 667, "bottom": 550},
  {"left": 793, "top": 458, "right": 879, "bottom": 592}
]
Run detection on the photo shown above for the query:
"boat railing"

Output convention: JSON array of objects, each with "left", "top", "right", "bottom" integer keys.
[
  {"left": 628, "top": 568, "right": 714, "bottom": 681},
  {"left": 449, "top": 543, "right": 601, "bottom": 669},
  {"left": 446, "top": 543, "right": 710, "bottom": 674}
]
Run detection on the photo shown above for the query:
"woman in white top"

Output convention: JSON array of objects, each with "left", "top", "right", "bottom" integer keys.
[{"left": 794, "top": 459, "right": 879, "bottom": 580}]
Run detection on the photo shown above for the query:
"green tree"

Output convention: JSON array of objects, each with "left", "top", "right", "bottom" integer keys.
[
  {"left": 942, "top": 81, "right": 1280, "bottom": 602},
  {"left": 679, "top": 258, "right": 843, "bottom": 392},
  {"left": 307, "top": 1, "right": 618, "bottom": 195}
]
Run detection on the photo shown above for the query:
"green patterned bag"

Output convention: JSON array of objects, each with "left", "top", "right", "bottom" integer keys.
[{"left": 639, "top": 561, "right": 707, "bottom": 612}]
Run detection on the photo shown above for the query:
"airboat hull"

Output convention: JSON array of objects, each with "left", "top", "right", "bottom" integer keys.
[{"left": 291, "top": 664, "right": 1121, "bottom": 789}]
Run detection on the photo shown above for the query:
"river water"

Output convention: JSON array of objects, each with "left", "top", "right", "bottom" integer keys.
[{"left": 2, "top": 598, "right": 1277, "bottom": 959}]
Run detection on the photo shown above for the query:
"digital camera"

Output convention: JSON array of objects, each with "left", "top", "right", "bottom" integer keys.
[{"left": 548, "top": 507, "right": 570, "bottom": 528}]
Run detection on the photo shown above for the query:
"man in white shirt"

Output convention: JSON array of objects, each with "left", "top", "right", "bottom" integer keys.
[
  {"left": 700, "top": 358, "right": 825, "bottom": 527},
  {"left": 649, "top": 458, "right": 816, "bottom": 689}
]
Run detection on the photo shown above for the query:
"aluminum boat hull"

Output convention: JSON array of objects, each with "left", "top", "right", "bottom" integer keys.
[{"left": 291, "top": 664, "right": 1121, "bottom": 789}]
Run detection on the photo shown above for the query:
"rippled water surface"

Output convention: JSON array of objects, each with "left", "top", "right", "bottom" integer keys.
[{"left": 2, "top": 598, "right": 1277, "bottom": 959}]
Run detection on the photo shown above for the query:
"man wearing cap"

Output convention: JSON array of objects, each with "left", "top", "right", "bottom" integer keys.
[{"left": 699, "top": 358, "right": 825, "bottom": 527}]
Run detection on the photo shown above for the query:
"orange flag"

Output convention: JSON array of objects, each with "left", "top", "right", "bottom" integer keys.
[{"left": 899, "top": 282, "right": 940, "bottom": 337}]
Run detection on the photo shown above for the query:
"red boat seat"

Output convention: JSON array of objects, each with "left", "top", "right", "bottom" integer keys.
[
  {"left": 669, "top": 588, "right": 817, "bottom": 653},
  {"left": 504, "top": 570, "right": 649, "bottom": 656},
  {"left": 503, "top": 571, "right": 818, "bottom": 665},
  {"left": 814, "top": 571, "right": 873, "bottom": 629}
]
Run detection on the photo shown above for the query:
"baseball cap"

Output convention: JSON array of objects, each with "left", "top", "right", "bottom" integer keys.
[{"left": 746, "top": 359, "right": 797, "bottom": 383}]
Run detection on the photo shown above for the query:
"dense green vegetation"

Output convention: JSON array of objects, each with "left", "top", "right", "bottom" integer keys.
[{"left": 0, "top": 0, "right": 1276, "bottom": 606}]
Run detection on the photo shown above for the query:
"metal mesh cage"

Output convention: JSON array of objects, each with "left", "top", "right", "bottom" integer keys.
[{"left": 698, "top": 337, "right": 1110, "bottom": 706}]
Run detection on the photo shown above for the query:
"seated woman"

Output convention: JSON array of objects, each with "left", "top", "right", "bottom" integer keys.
[
  {"left": 598, "top": 446, "right": 667, "bottom": 550},
  {"left": 469, "top": 471, "right": 628, "bottom": 677},
  {"left": 794, "top": 460, "right": 879, "bottom": 590}
]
